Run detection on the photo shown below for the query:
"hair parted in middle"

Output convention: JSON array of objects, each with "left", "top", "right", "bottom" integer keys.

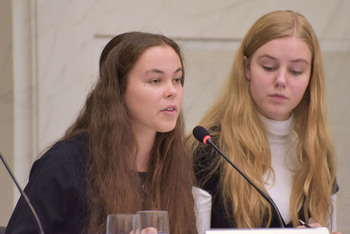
[
  {"left": 188, "top": 10, "right": 336, "bottom": 228},
  {"left": 64, "top": 32, "right": 197, "bottom": 234}
]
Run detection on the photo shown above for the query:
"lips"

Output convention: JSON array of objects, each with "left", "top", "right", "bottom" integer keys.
[
  {"left": 162, "top": 105, "right": 177, "bottom": 112},
  {"left": 272, "top": 93, "right": 286, "bottom": 97},
  {"left": 270, "top": 93, "right": 287, "bottom": 101},
  {"left": 161, "top": 105, "right": 178, "bottom": 117}
]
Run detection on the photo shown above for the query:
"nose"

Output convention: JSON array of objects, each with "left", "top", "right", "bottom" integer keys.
[
  {"left": 165, "top": 80, "right": 177, "bottom": 98},
  {"left": 274, "top": 69, "right": 287, "bottom": 89}
]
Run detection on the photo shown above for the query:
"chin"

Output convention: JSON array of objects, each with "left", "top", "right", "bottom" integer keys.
[{"left": 157, "top": 124, "right": 177, "bottom": 133}]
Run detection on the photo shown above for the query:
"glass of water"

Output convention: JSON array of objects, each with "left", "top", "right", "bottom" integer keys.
[
  {"left": 136, "top": 210, "right": 169, "bottom": 234},
  {"left": 106, "top": 213, "right": 138, "bottom": 234}
]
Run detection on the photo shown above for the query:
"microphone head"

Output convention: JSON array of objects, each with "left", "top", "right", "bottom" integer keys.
[{"left": 193, "top": 126, "right": 211, "bottom": 144}]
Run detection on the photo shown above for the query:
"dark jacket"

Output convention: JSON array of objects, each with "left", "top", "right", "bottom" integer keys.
[{"left": 6, "top": 134, "right": 88, "bottom": 234}]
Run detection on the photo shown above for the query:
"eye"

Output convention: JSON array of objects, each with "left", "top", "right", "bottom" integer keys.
[
  {"left": 150, "top": 79, "right": 160, "bottom": 84},
  {"left": 289, "top": 67, "right": 305, "bottom": 76},
  {"left": 290, "top": 70, "right": 302, "bottom": 75},
  {"left": 263, "top": 66, "right": 275, "bottom": 72},
  {"left": 288, "top": 63, "right": 309, "bottom": 76},
  {"left": 173, "top": 77, "right": 182, "bottom": 83}
]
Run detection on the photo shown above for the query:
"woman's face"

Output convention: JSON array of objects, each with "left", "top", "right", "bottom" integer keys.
[
  {"left": 125, "top": 45, "right": 183, "bottom": 136},
  {"left": 244, "top": 36, "right": 312, "bottom": 120}
]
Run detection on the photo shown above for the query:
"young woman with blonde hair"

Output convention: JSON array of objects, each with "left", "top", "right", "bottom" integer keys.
[
  {"left": 7, "top": 32, "right": 197, "bottom": 234},
  {"left": 188, "top": 10, "right": 340, "bottom": 233}
]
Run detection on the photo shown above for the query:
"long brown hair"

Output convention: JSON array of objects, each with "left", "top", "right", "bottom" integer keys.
[
  {"left": 64, "top": 32, "right": 197, "bottom": 234},
  {"left": 188, "top": 10, "right": 336, "bottom": 228}
]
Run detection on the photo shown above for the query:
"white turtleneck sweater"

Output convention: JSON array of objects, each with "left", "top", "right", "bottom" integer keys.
[{"left": 259, "top": 113, "right": 300, "bottom": 224}]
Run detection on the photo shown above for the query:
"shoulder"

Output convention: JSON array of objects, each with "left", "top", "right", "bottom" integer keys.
[
  {"left": 193, "top": 126, "right": 221, "bottom": 165},
  {"left": 7, "top": 134, "right": 89, "bottom": 234},
  {"left": 38, "top": 134, "right": 87, "bottom": 164},
  {"left": 45, "top": 134, "right": 87, "bottom": 160},
  {"left": 29, "top": 134, "right": 88, "bottom": 186},
  {"left": 192, "top": 126, "right": 222, "bottom": 195},
  {"left": 333, "top": 177, "right": 340, "bottom": 194}
]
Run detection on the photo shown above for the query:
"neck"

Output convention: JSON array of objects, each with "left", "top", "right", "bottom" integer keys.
[{"left": 134, "top": 129, "right": 156, "bottom": 172}]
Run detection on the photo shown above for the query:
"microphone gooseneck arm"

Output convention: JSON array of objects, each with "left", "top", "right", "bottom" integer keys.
[
  {"left": 206, "top": 138, "right": 286, "bottom": 228},
  {"left": 0, "top": 152, "right": 45, "bottom": 234},
  {"left": 192, "top": 126, "right": 286, "bottom": 228}
]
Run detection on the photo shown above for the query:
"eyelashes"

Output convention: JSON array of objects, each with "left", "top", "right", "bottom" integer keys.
[{"left": 262, "top": 66, "right": 304, "bottom": 76}]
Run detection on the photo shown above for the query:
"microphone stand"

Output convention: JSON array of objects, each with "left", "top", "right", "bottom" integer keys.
[{"left": 0, "top": 152, "right": 44, "bottom": 234}]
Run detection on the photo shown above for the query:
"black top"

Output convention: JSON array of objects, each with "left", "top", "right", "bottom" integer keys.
[
  {"left": 6, "top": 134, "right": 89, "bottom": 234},
  {"left": 193, "top": 136, "right": 339, "bottom": 229}
]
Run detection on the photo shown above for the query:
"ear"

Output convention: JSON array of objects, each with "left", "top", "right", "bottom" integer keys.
[{"left": 243, "top": 56, "right": 251, "bottom": 80}]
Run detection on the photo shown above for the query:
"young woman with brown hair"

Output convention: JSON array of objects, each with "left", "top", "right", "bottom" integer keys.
[{"left": 7, "top": 32, "right": 197, "bottom": 234}]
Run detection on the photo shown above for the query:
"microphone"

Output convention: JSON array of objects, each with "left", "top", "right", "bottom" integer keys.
[
  {"left": 193, "top": 126, "right": 286, "bottom": 228},
  {"left": 0, "top": 152, "right": 45, "bottom": 234}
]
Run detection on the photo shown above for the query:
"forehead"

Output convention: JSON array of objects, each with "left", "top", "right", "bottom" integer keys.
[
  {"left": 126, "top": 45, "right": 183, "bottom": 81},
  {"left": 133, "top": 45, "right": 182, "bottom": 69},
  {"left": 253, "top": 36, "right": 312, "bottom": 62},
  {"left": 138, "top": 45, "right": 178, "bottom": 59}
]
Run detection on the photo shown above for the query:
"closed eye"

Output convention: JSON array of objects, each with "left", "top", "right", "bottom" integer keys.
[
  {"left": 263, "top": 66, "right": 276, "bottom": 71},
  {"left": 290, "top": 70, "right": 302, "bottom": 75}
]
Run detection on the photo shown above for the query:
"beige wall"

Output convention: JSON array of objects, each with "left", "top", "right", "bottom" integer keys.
[
  {"left": 0, "top": 0, "right": 14, "bottom": 225},
  {"left": 1, "top": 0, "right": 349, "bottom": 232}
]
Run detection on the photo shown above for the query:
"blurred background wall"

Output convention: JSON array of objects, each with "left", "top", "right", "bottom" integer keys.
[{"left": 1, "top": 0, "right": 349, "bottom": 232}]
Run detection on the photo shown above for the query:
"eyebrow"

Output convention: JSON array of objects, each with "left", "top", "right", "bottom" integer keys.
[
  {"left": 146, "top": 67, "right": 183, "bottom": 75},
  {"left": 258, "top": 54, "right": 310, "bottom": 65}
]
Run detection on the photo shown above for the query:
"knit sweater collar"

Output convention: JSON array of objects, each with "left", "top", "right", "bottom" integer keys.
[{"left": 258, "top": 113, "right": 294, "bottom": 137}]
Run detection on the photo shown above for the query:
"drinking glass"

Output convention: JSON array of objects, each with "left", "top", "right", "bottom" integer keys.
[
  {"left": 136, "top": 210, "right": 169, "bottom": 234},
  {"left": 106, "top": 213, "right": 138, "bottom": 234}
]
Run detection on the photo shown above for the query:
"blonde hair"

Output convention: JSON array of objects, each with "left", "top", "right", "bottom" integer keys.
[{"left": 188, "top": 10, "right": 336, "bottom": 228}]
